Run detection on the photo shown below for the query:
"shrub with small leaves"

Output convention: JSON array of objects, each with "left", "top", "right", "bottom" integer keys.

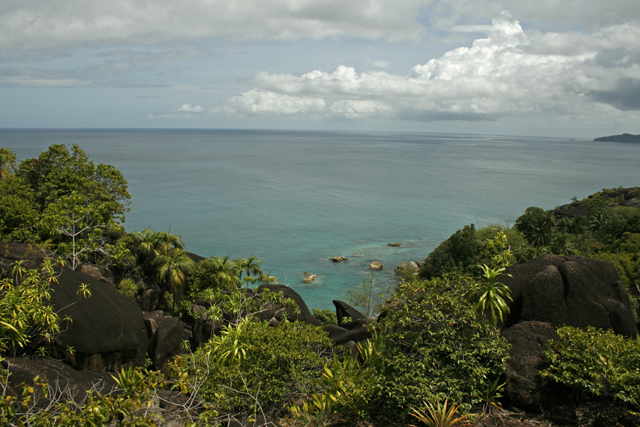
[
  {"left": 176, "top": 318, "right": 334, "bottom": 418},
  {"left": 541, "top": 326, "right": 640, "bottom": 408},
  {"left": 374, "top": 276, "right": 510, "bottom": 419}
]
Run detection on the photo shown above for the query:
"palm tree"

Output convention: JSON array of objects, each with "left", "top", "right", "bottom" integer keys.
[
  {"left": 152, "top": 247, "right": 196, "bottom": 312},
  {"left": 131, "top": 228, "right": 184, "bottom": 257},
  {"left": 235, "top": 254, "right": 263, "bottom": 287},
  {"left": 153, "top": 230, "right": 184, "bottom": 255},
  {"left": 210, "top": 255, "right": 241, "bottom": 289},
  {"left": 130, "top": 228, "right": 157, "bottom": 257}
]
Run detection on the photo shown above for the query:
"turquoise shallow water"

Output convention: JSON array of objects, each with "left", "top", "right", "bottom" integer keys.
[{"left": 2, "top": 129, "right": 639, "bottom": 309}]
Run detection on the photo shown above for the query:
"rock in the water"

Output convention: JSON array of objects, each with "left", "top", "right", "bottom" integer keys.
[
  {"left": 330, "top": 256, "right": 349, "bottom": 262},
  {"left": 369, "top": 261, "right": 383, "bottom": 270},
  {"left": 387, "top": 243, "right": 402, "bottom": 247},
  {"left": 50, "top": 266, "right": 148, "bottom": 372},
  {"left": 303, "top": 272, "right": 316, "bottom": 283},
  {"left": 501, "top": 321, "right": 559, "bottom": 411},
  {"left": 397, "top": 261, "right": 420, "bottom": 272},
  {"left": 500, "top": 255, "right": 638, "bottom": 337}
]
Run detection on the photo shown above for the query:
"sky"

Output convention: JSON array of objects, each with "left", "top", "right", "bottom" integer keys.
[{"left": 1, "top": 0, "right": 640, "bottom": 137}]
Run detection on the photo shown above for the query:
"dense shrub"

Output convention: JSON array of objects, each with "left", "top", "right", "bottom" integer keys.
[
  {"left": 374, "top": 276, "right": 510, "bottom": 419},
  {"left": 419, "top": 224, "right": 479, "bottom": 279},
  {"left": 175, "top": 318, "right": 334, "bottom": 418},
  {"left": 542, "top": 326, "right": 640, "bottom": 408}
]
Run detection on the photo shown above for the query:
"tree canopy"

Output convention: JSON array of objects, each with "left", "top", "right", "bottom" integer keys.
[{"left": 0, "top": 145, "right": 130, "bottom": 266}]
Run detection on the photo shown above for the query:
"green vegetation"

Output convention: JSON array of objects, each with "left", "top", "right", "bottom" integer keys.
[
  {"left": 0, "top": 145, "right": 130, "bottom": 267},
  {"left": 374, "top": 276, "right": 510, "bottom": 418},
  {"left": 542, "top": 326, "right": 640, "bottom": 406},
  {"left": 0, "top": 258, "right": 72, "bottom": 356},
  {"left": 408, "top": 398, "right": 471, "bottom": 427}
]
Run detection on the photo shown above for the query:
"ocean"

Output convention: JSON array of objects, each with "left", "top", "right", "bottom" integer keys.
[{"left": 1, "top": 128, "right": 639, "bottom": 310}]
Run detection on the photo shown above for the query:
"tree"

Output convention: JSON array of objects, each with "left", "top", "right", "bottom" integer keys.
[
  {"left": 0, "top": 175, "right": 40, "bottom": 243},
  {"left": 17, "top": 144, "right": 130, "bottom": 223},
  {"left": 152, "top": 247, "right": 196, "bottom": 312},
  {"left": 0, "top": 148, "right": 17, "bottom": 180},
  {"left": 235, "top": 254, "right": 263, "bottom": 287},
  {"left": 0, "top": 258, "right": 90, "bottom": 356},
  {"left": 42, "top": 191, "right": 109, "bottom": 270},
  {"left": 515, "top": 207, "right": 556, "bottom": 246},
  {"left": 419, "top": 224, "right": 479, "bottom": 279}
]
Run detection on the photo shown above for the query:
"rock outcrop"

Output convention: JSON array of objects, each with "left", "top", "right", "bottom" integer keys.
[
  {"left": 50, "top": 266, "right": 148, "bottom": 372},
  {"left": 257, "top": 284, "right": 322, "bottom": 326},
  {"left": 147, "top": 316, "right": 189, "bottom": 373},
  {"left": 500, "top": 255, "right": 638, "bottom": 337},
  {"left": 2, "top": 356, "right": 116, "bottom": 406},
  {"left": 501, "top": 321, "right": 559, "bottom": 411}
]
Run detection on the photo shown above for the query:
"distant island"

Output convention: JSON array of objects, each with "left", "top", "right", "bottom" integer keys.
[{"left": 594, "top": 133, "right": 640, "bottom": 143}]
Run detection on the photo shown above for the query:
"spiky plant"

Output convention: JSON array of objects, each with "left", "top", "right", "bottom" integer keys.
[{"left": 409, "top": 398, "right": 471, "bottom": 427}]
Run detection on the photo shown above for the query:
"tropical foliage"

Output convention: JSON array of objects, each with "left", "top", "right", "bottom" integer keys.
[
  {"left": 173, "top": 318, "right": 333, "bottom": 418},
  {"left": 0, "top": 145, "right": 130, "bottom": 268},
  {"left": 467, "top": 265, "right": 513, "bottom": 326},
  {"left": 409, "top": 398, "right": 471, "bottom": 427},
  {"left": 541, "top": 326, "right": 640, "bottom": 408},
  {"left": 0, "top": 258, "right": 85, "bottom": 356},
  {"left": 373, "top": 276, "right": 510, "bottom": 418}
]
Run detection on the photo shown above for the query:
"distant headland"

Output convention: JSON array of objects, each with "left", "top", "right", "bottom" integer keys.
[{"left": 594, "top": 133, "right": 640, "bottom": 143}]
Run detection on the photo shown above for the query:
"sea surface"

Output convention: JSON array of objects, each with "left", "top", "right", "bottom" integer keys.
[{"left": 2, "top": 129, "right": 639, "bottom": 310}]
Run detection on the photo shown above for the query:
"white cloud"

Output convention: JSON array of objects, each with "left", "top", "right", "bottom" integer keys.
[
  {"left": 218, "top": 11, "right": 640, "bottom": 122},
  {"left": 177, "top": 104, "right": 203, "bottom": 113},
  {"left": 216, "top": 89, "right": 326, "bottom": 117}
]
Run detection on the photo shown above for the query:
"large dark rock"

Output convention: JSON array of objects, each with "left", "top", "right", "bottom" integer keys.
[
  {"left": 2, "top": 356, "right": 116, "bottom": 406},
  {"left": 501, "top": 321, "right": 559, "bottom": 411},
  {"left": 333, "top": 300, "right": 366, "bottom": 326},
  {"left": 50, "top": 266, "right": 148, "bottom": 372},
  {"left": 147, "top": 316, "right": 189, "bottom": 373},
  {"left": 0, "top": 242, "right": 53, "bottom": 271},
  {"left": 500, "top": 255, "right": 638, "bottom": 337},
  {"left": 323, "top": 324, "right": 371, "bottom": 346},
  {"left": 257, "top": 284, "right": 322, "bottom": 326},
  {"left": 77, "top": 263, "right": 115, "bottom": 288}
]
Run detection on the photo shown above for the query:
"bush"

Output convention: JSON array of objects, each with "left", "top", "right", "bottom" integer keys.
[
  {"left": 541, "top": 326, "right": 640, "bottom": 408},
  {"left": 374, "top": 276, "right": 510, "bottom": 419},
  {"left": 419, "top": 225, "right": 479, "bottom": 279},
  {"left": 0, "top": 258, "right": 79, "bottom": 356},
  {"left": 117, "top": 278, "right": 139, "bottom": 299},
  {"left": 175, "top": 318, "right": 334, "bottom": 418},
  {"left": 312, "top": 308, "right": 338, "bottom": 326}
]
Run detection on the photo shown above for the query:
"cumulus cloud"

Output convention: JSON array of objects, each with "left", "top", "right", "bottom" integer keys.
[
  {"left": 215, "top": 89, "right": 326, "bottom": 117},
  {"left": 217, "top": 11, "right": 640, "bottom": 122}
]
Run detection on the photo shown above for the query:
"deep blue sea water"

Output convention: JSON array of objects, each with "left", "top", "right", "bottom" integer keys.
[{"left": 2, "top": 129, "right": 639, "bottom": 309}]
